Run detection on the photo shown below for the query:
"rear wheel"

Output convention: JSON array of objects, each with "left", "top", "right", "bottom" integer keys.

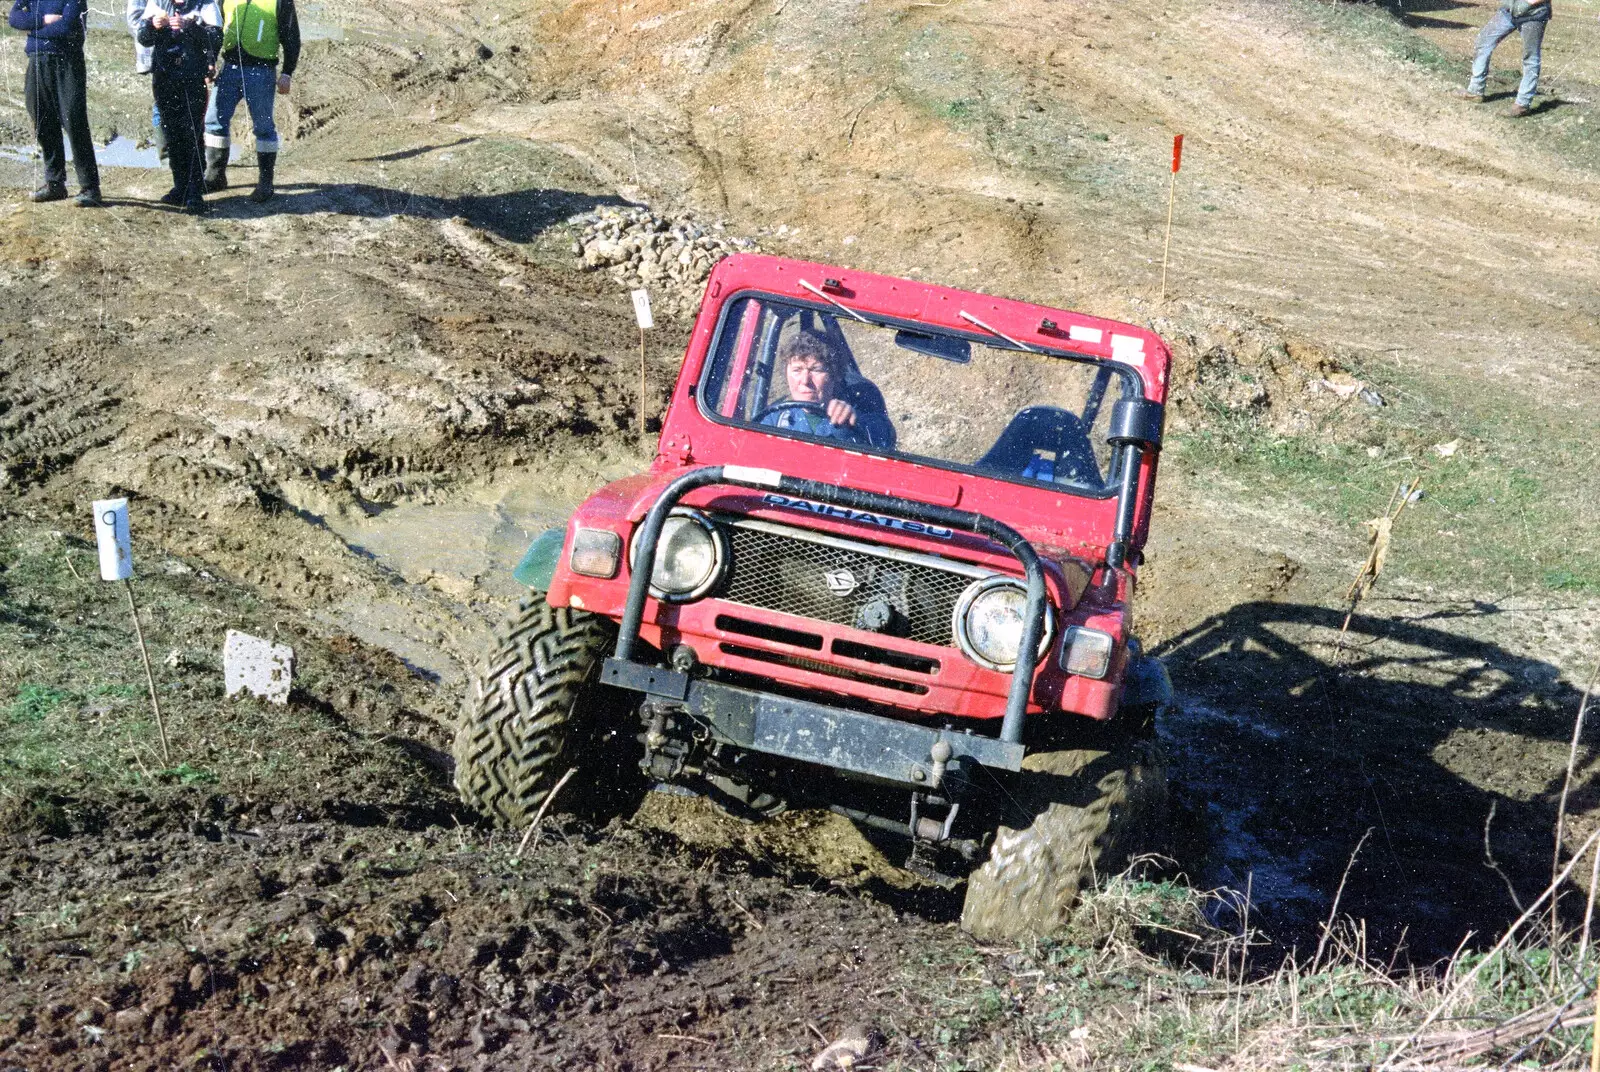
[
  {"left": 453, "top": 594, "right": 643, "bottom": 827},
  {"left": 960, "top": 735, "right": 1167, "bottom": 941}
]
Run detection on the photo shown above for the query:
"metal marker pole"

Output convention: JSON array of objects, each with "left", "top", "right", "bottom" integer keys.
[
  {"left": 123, "top": 579, "right": 171, "bottom": 766},
  {"left": 1160, "top": 133, "right": 1183, "bottom": 305},
  {"left": 631, "top": 289, "right": 654, "bottom": 437},
  {"left": 93, "top": 498, "right": 172, "bottom": 767}
]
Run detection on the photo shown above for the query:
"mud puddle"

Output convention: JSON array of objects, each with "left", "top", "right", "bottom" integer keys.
[
  {"left": 323, "top": 475, "right": 572, "bottom": 602},
  {"left": 302, "top": 470, "right": 596, "bottom": 685}
]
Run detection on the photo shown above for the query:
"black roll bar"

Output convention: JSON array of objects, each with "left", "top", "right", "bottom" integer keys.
[{"left": 612, "top": 465, "right": 1049, "bottom": 745}]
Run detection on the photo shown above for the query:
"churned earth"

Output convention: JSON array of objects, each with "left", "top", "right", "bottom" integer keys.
[{"left": 2, "top": 0, "right": 1599, "bottom": 1066}]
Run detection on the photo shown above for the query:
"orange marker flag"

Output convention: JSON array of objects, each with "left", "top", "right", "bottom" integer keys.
[{"left": 1160, "top": 134, "right": 1184, "bottom": 302}]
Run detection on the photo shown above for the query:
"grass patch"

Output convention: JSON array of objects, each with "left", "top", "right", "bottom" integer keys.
[
  {"left": 6, "top": 684, "right": 70, "bottom": 724},
  {"left": 1174, "top": 350, "right": 1600, "bottom": 594},
  {"left": 1297, "top": 0, "right": 1460, "bottom": 79},
  {"left": 895, "top": 872, "right": 1600, "bottom": 1068},
  {"left": 0, "top": 513, "right": 455, "bottom": 830}
]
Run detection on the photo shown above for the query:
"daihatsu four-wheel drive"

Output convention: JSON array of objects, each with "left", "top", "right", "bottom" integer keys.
[{"left": 453, "top": 254, "right": 1173, "bottom": 939}]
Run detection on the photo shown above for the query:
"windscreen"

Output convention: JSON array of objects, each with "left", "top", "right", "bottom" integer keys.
[{"left": 700, "top": 295, "right": 1138, "bottom": 498}]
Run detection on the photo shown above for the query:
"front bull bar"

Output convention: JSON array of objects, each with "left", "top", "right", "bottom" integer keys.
[{"left": 603, "top": 464, "right": 1050, "bottom": 746}]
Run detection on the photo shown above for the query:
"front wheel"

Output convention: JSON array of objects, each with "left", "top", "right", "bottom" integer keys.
[
  {"left": 960, "top": 737, "right": 1167, "bottom": 941},
  {"left": 453, "top": 594, "right": 643, "bottom": 828}
]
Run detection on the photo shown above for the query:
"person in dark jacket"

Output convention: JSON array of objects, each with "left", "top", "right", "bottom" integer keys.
[
  {"left": 137, "top": 0, "right": 221, "bottom": 212},
  {"left": 8, "top": 0, "right": 101, "bottom": 205},
  {"left": 203, "top": 0, "right": 299, "bottom": 202}
]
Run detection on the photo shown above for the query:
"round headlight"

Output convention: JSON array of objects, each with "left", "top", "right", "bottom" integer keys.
[
  {"left": 953, "top": 577, "right": 1054, "bottom": 672},
  {"left": 630, "top": 511, "right": 726, "bottom": 602}
]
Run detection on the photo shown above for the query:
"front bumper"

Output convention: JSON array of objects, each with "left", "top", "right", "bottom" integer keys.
[{"left": 602, "top": 658, "right": 1025, "bottom": 783}]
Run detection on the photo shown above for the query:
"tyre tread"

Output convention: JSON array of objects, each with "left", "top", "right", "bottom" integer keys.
[{"left": 453, "top": 596, "right": 616, "bottom": 828}]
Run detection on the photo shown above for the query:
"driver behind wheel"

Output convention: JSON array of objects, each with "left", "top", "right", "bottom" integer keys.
[{"left": 760, "top": 334, "right": 867, "bottom": 443}]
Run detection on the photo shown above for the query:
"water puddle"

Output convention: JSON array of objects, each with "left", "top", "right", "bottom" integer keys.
[
  {"left": 325, "top": 477, "right": 574, "bottom": 601},
  {"left": 306, "top": 474, "right": 586, "bottom": 686},
  {"left": 0, "top": 136, "right": 243, "bottom": 170},
  {"left": 1159, "top": 697, "right": 1324, "bottom": 926}
]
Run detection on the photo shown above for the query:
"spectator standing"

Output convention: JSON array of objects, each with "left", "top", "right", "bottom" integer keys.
[
  {"left": 1459, "top": 0, "right": 1552, "bottom": 116},
  {"left": 125, "top": 0, "right": 165, "bottom": 161},
  {"left": 8, "top": 0, "right": 101, "bottom": 205},
  {"left": 137, "top": 0, "right": 221, "bottom": 213},
  {"left": 203, "top": 0, "right": 299, "bottom": 203}
]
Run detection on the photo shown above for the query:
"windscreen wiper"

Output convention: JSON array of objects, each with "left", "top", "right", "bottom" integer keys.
[
  {"left": 798, "top": 279, "right": 872, "bottom": 324},
  {"left": 958, "top": 310, "right": 1039, "bottom": 354}
]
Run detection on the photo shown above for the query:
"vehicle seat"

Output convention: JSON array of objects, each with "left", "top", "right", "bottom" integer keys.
[
  {"left": 841, "top": 378, "right": 896, "bottom": 451},
  {"left": 976, "top": 407, "right": 1103, "bottom": 489}
]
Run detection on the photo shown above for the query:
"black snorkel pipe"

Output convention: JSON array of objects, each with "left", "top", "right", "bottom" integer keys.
[{"left": 1105, "top": 396, "right": 1165, "bottom": 570}]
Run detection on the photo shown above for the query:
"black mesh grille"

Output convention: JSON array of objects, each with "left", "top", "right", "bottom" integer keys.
[{"left": 720, "top": 523, "right": 979, "bottom": 647}]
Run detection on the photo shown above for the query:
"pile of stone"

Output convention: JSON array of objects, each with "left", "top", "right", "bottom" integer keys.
[{"left": 569, "top": 205, "right": 758, "bottom": 318}]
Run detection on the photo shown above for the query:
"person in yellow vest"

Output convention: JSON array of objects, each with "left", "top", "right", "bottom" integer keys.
[{"left": 202, "top": 0, "right": 297, "bottom": 202}]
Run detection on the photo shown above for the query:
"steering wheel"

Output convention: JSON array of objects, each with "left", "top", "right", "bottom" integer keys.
[{"left": 755, "top": 399, "right": 831, "bottom": 425}]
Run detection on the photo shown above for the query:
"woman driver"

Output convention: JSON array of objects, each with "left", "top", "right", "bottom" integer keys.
[{"left": 759, "top": 334, "right": 865, "bottom": 443}]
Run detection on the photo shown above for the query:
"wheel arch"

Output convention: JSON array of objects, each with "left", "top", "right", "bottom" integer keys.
[{"left": 512, "top": 525, "right": 568, "bottom": 591}]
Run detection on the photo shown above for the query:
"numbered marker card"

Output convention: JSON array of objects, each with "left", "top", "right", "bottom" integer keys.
[
  {"left": 92, "top": 497, "right": 133, "bottom": 581},
  {"left": 631, "top": 288, "right": 654, "bottom": 330}
]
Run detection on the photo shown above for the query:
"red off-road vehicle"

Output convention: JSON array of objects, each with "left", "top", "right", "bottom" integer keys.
[{"left": 455, "top": 254, "right": 1172, "bottom": 939}]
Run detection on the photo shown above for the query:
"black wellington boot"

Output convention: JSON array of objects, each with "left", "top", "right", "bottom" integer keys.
[
  {"left": 203, "top": 146, "right": 228, "bottom": 192},
  {"left": 249, "top": 151, "right": 276, "bottom": 203}
]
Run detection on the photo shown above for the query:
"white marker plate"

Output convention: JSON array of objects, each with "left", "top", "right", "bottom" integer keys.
[{"left": 631, "top": 289, "right": 654, "bottom": 330}]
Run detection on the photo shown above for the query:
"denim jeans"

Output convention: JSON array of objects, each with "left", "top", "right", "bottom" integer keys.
[
  {"left": 1467, "top": 6, "right": 1549, "bottom": 108},
  {"left": 203, "top": 62, "right": 279, "bottom": 152}
]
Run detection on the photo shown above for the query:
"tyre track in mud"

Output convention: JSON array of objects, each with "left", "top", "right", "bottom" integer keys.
[{"left": 0, "top": 350, "right": 122, "bottom": 490}]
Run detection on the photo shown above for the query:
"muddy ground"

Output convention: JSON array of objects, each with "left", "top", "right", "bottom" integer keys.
[{"left": 3, "top": 0, "right": 1600, "bottom": 1066}]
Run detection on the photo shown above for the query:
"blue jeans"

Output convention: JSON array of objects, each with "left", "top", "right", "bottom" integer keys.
[
  {"left": 1467, "top": 6, "right": 1549, "bottom": 108},
  {"left": 204, "top": 62, "right": 279, "bottom": 153}
]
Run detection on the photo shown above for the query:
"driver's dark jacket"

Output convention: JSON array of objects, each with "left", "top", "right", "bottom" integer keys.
[{"left": 759, "top": 406, "right": 870, "bottom": 445}]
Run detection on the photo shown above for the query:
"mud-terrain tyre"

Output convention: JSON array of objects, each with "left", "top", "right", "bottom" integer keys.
[
  {"left": 454, "top": 594, "right": 642, "bottom": 828},
  {"left": 960, "top": 737, "right": 1167, "bottom": 941}
]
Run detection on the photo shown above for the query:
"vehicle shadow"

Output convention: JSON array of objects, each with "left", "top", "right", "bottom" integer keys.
[
  {"left": 1153, "top": 599, "right": 1592, "bottom": 964},
  {"left": 207, "top": 180, "right": 630, "bottom": 243}
]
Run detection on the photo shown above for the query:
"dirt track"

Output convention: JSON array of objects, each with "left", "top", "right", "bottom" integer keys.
[{"left": 3, "top": 0, "right": 1600, "bottom": 1066}]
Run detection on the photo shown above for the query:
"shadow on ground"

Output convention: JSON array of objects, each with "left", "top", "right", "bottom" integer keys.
[
  {"left": 1155, "top": 599, "right": 1591, "bottom": 964},
  {"left": 208, "top": 179, "right": 630, "bottom": 243}
]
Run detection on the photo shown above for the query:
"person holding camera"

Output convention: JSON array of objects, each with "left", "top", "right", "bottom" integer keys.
[
  {"left": 1458, "top": 0, "right": 1552, "bottom": 117},
  {"left": 202, "top": 0, "right": 299, "bottom": 203},
  {"left": 8, "top": 0, "right": 101, "bottom": 206},
  {"left": 137, "top": 0, "right": 221, "bottom": 212}
]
